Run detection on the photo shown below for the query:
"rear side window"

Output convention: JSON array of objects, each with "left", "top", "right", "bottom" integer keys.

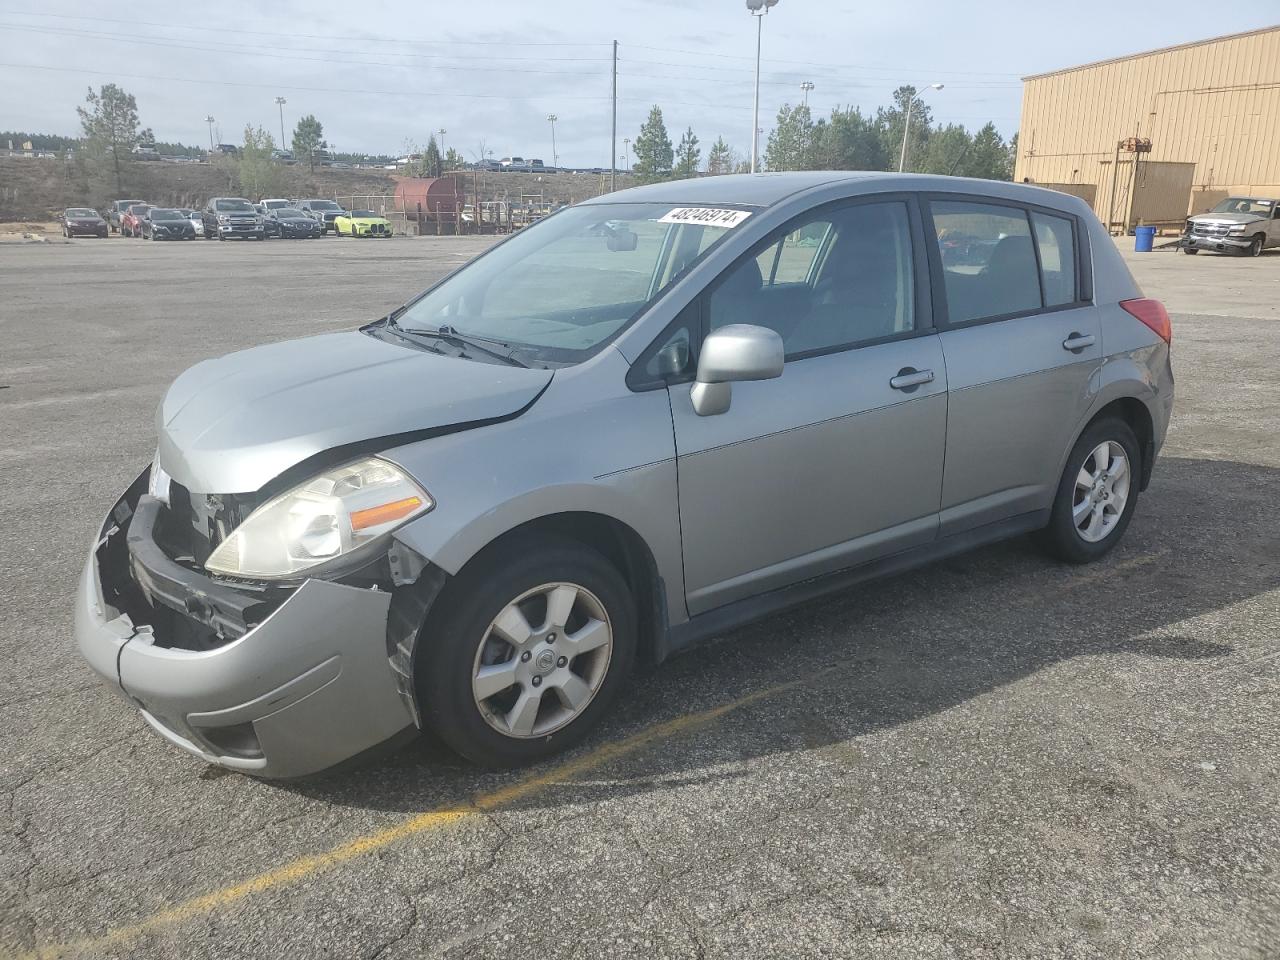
[
  {"left": 932, "top": 201, "right": 1040, "bottom": 323},
  {"left": 1031, "top": 211, "right": 1077, "bottom": 306}
]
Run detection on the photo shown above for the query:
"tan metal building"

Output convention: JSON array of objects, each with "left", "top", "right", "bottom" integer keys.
[{"left": 1014, "top": 25, "right": 1280, "bottom": 230}]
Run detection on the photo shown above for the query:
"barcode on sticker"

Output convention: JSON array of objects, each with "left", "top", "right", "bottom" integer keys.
[{"left": 657, "top": 207, "right": 752, "bottom": 228}]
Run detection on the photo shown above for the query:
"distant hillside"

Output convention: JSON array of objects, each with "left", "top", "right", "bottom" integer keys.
[{"left": 0, "top": 156, "right": 637, "bottom": 220}]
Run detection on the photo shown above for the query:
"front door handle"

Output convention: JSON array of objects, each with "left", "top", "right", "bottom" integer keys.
[
  {"left": 1063, "top": 332, "right": 1096, "bottom": 352},
  {"left": 889, "top": 367, "right": 935, "bottom": 391}
]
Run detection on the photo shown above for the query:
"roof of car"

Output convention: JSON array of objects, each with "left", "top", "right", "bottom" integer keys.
[
  {"left": 581, "top": 171, "right": 1090, "bottom": 212},
  {"left": 582, "top": 172, "right": 887, "bottom": 208}
]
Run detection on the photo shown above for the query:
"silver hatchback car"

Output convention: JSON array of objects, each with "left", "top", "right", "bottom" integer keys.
[{"left": 76, "top": 173, "right": 1174, "bottom": 777}]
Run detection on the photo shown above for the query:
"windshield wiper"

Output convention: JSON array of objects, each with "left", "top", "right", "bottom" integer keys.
[{"left": 392, "top": 322, "right": 530, "bottom": 368}]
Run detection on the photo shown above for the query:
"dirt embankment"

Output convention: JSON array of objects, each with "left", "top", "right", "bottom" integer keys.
[{"left": 0, "top": 156, "right": 638, "bottom": 219}]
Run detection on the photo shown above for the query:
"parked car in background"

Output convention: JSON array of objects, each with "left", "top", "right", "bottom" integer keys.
[
  {"left": 297, "top": 199, "right": 347, "bottom": 234},
  {"left": 334, "top": 209, "right": 393, "bottom": 237},
  {"left": 267, "top": 207, "right": 322, "bottom": 239},
  {"left": 106, "top": 199, "right": 145, "bottom": 234},
  {"left": 141, "top": 207, "right": 196, "bottom": 241},
  {"left": 75, "top": 173, "right": 1173, "bottom": 779},
  {"left": 201, "top": 197, "right": 264, "bottom": 241},
  {"left": 180, "top": 208, "right": 204, "bottom": 238},
  {"left": 475, "top": 158, "right": 502, "bottom": 172},
  {"left": 500, "top": 157, "right": 533, "bottom": 172},
  {"left": 120, "top": 204, "right": 152, "bottom": 238},
  {"left": 61, "top": 207, "right": 108, "bottom": 238},
  {"left": 529, "top": 159, "right": 549, "bottom": 174},
  {"left": 133, "top": 146, "right": 161, "bottom": 161},
  {"left": 1182, "top": 196, "right": 1280, "bottom": 256},
  {"left": 261, "top": 198, "right": 294, "bottom": 213}
]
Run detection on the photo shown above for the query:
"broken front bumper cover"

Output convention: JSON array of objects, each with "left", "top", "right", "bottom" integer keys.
[
  {"left": 1183, "top": 234, "right": 1253, "bottom": 251},
  {"left": 75, "top": 476, "right": 416, "bottom": 778}
]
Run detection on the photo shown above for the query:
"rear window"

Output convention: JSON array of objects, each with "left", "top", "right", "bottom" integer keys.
[{"left": 931, "top": 200, "right": 1080, "bottom": 324}]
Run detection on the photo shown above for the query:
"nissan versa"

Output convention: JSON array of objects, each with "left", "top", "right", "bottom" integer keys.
[{"left": 76, "top": 172, "right": 1174, "bottom": 777}]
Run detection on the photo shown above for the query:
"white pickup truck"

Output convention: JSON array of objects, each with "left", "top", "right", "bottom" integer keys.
[{"left": 1183, "top": 197, "right": 1280, "bottom": 256}]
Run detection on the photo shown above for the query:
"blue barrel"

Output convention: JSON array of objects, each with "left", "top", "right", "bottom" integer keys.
[{"left": 1134, "top": 225, "right": 1156, "bottom": 252}]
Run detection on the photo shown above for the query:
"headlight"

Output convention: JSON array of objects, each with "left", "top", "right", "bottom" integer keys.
[
  {"left": 205, "top": 457, "right": 432, "bottom": 580},
  {"left": 1229, "top": 225, "right": 1247, "bottom": 234},
  {"left": 218, "top": 214, "right": 230, "bottom": 223}
]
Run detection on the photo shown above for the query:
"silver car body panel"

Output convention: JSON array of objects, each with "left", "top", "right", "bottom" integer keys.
[
  {"left": 156, "top": 331, "right": 552, "bottom": 494},
  {"left": 76, "top": 172, "right": 1174, "bottom": 777}
]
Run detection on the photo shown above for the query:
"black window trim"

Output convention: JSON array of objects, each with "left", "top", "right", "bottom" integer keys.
[
  {"left": 920, "top": 192, "right": 1094, "bottom": 332},
  {"left": 627, "top": 191, "right": 936, "bottom": 391}
]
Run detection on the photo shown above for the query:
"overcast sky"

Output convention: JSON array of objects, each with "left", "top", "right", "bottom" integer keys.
[{"left": 1, "top": 1, "right": 1276, "bottom": 166}]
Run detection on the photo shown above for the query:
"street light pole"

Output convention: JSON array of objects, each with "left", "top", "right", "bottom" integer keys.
[
  {"left": 746, "top": 0, "right": 779, "bottom": 174},
  {"left": 800, "top": 81, "right": 814, "bottom": 108},
  {"left": 897, "top": 82, "right": 944, "bottom": 173},
  {"left": 546, "top": 114, "right": 558, "bottom": 171},
  {"left": 438, "top": 128, "right": 447, "bottom": 162},
  {"left": 274, "top": 97, "right": 287, "bottom": 151},
  {"left": 623, "top": 137, "right": 630, "bottom": 173},
  {"left": 204, "top": 115, "right": 215, "bottom": 152}
]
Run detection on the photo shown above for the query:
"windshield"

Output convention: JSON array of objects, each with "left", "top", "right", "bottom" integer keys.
[
  {"left": 67, "top": 208, "right": 97, "bottom": 217},
  {"left": 1211, "top": 197, "right": 1274, "bottom": 216},
  {"left": 351, "top": 210, "right": 377, "bottom": 218},
  {"left": 393, "top": 202, "right": 748, "bottom": 363},
  {"left": 214, "top": 199, "right": 254, "bottom": 212},
  {"left": 263, "top": 199, "right": 290, "bottom": 209},
  {"left": 309, "top": 201, "right": 342, "bottom": 211},
  {"left": 151, "top": 209, "right": 183, "bottom": 220},
  {"left": 127, "top": 205, "right": 150, "bottom": 215}
]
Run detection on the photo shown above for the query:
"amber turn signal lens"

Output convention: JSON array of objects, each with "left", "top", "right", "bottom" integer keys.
[{"left": 350, "top": 496, "right": 423, "bottom": 531}]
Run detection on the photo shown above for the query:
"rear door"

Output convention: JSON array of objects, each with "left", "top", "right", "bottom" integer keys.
[{"left": 925, "top": 196, "right": 1100, "bottom": 535}]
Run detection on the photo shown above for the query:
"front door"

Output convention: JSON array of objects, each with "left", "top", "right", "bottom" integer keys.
[{"left": 669, "top": 198, "right": 949, "bottom": 616}]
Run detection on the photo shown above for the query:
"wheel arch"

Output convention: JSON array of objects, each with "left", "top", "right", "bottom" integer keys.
[
  {"left": 1076, "top": 395, "right": 1156, "bottom": 490},
  {"left": 446, "top": 511, "right": 667, "bottom": 666}
]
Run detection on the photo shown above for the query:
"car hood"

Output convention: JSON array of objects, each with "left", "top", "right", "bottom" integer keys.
[
  {"left": 155, "top": 330, "right": 553, "bottom": 493},
  {"left": 1188, "top": 212, "right": 1267, "bottom": 225}
]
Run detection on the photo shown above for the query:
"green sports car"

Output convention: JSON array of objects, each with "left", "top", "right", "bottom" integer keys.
[{"left": 334, "top": 210, "right": 393, "bottom": 238}]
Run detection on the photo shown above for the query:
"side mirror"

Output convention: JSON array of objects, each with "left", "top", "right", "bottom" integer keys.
[
  {"left": 690, "top": 324, "right": 784, "bottom": 416},
  {"left": 607, "top": 228, "right": 638, "bottom": 252}
]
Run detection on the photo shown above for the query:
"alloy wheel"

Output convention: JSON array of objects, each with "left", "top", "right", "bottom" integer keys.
[
  {"left": 471, "top": 581, "right": 613, "bottom": 739},
  {"left": 1072, "top": 440, "right": 1130, "bottom": 543}
]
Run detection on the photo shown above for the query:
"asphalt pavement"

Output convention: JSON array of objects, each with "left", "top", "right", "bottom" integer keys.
[{"left": 1, "top": 234, "right": 1277, "bottom": 959}]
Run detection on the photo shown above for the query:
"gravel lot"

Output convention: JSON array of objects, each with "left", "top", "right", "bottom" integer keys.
[{"left": 1, "top": 234, "right": 1278, "bottom": 959}]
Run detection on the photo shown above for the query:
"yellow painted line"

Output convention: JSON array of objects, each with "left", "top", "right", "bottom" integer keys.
[
  {"left": 20, "top": 548, "right": 1164, "bottom": 959},
  {"left": 19, "top": 677, "right": 802, "bottom": 960}
]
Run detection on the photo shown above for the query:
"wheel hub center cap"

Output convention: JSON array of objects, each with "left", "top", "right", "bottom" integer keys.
[{"left": 534, "top": 649, "right": 557, "bottom": 673}]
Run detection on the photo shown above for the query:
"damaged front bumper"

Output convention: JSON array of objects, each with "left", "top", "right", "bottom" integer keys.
[{"left": 75, "top": 472, "right": 417, "bottom": 778}]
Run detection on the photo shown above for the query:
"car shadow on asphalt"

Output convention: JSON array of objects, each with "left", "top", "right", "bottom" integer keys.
[{"left": 284, "top": 455, "right": 1276, "bottom": 813}]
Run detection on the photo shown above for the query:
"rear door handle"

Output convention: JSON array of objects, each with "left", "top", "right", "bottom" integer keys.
[
  {"left": 1063, "top": 332, "right": 1096, "bottom": 352},
  {"left": 889, "top": 367, "right": 935, "bottom": 391}
]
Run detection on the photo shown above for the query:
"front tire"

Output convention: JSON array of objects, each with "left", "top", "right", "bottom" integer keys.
[
  {"left": 417, "top": 536, "right": 637, "bottom": 766},
  {"left": 1182, "top": 244, "right": 1198, "bottom": 255},
  {"left": 1248, "top": 235, "right": 1265, "bottom": 257},
  {"left": 1037, "top": 417, "right": 1141, "bottom": 564}
]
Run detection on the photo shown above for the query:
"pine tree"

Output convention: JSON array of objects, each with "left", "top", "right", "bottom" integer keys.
[
  {"left": 424, "top": 135, "right": 443, "bottom": 178},
  {"left": 673, "top": 127, "right": 700, "bottom": 178},
  {"left": 765, "top": 104, "right": 814, "bottom": 171},
  {"left": 77, "top": 84, "right": 141, "bottom": 194},
  {"left": 632, "top": 105, "right": 673, "bottom": 183},
  {"left": 706, "top": 137, "right": 733, "bottom": 175},
  {"left": 292, "top": 114, "right": 326, "bottom": 173}
]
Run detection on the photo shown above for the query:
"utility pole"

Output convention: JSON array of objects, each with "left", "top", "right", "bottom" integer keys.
[
  {"left": 439, "top": 128, "right": 447, "bottom": 163},
  {"left": 546, "top": 114, "right": 558, "bottom": 171},
  {"left": 610, "top": 40, "right": 618, "bottom": 192},
  {"left": 623, "top": 138, "right": 631, "bottom": 173},
  {"left": 800, "top": 81, "right": 814, "bottom": 108},
  {"left": 204, "top": 115, "right": 215, "bottom": 152},
  {"left": 274, "top": 97, "right": 287, "bottom": 151}
]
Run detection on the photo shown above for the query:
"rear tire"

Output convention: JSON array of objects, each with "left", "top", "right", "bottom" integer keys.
[
  {"left": 417, "top": 535, "right": 637, "bottom": 767},
  {"left": 1036, "top": 417, "right": 1141, "bottom": 564}
]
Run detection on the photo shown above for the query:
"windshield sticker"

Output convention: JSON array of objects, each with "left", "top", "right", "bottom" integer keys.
[{"left": 658, "top": 207, "right": 753, "bottom": 228}]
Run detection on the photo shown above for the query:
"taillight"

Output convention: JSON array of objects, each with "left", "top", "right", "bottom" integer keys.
[{"left": 1119, "top": 298, "right": 1171, "bottom": 344}]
